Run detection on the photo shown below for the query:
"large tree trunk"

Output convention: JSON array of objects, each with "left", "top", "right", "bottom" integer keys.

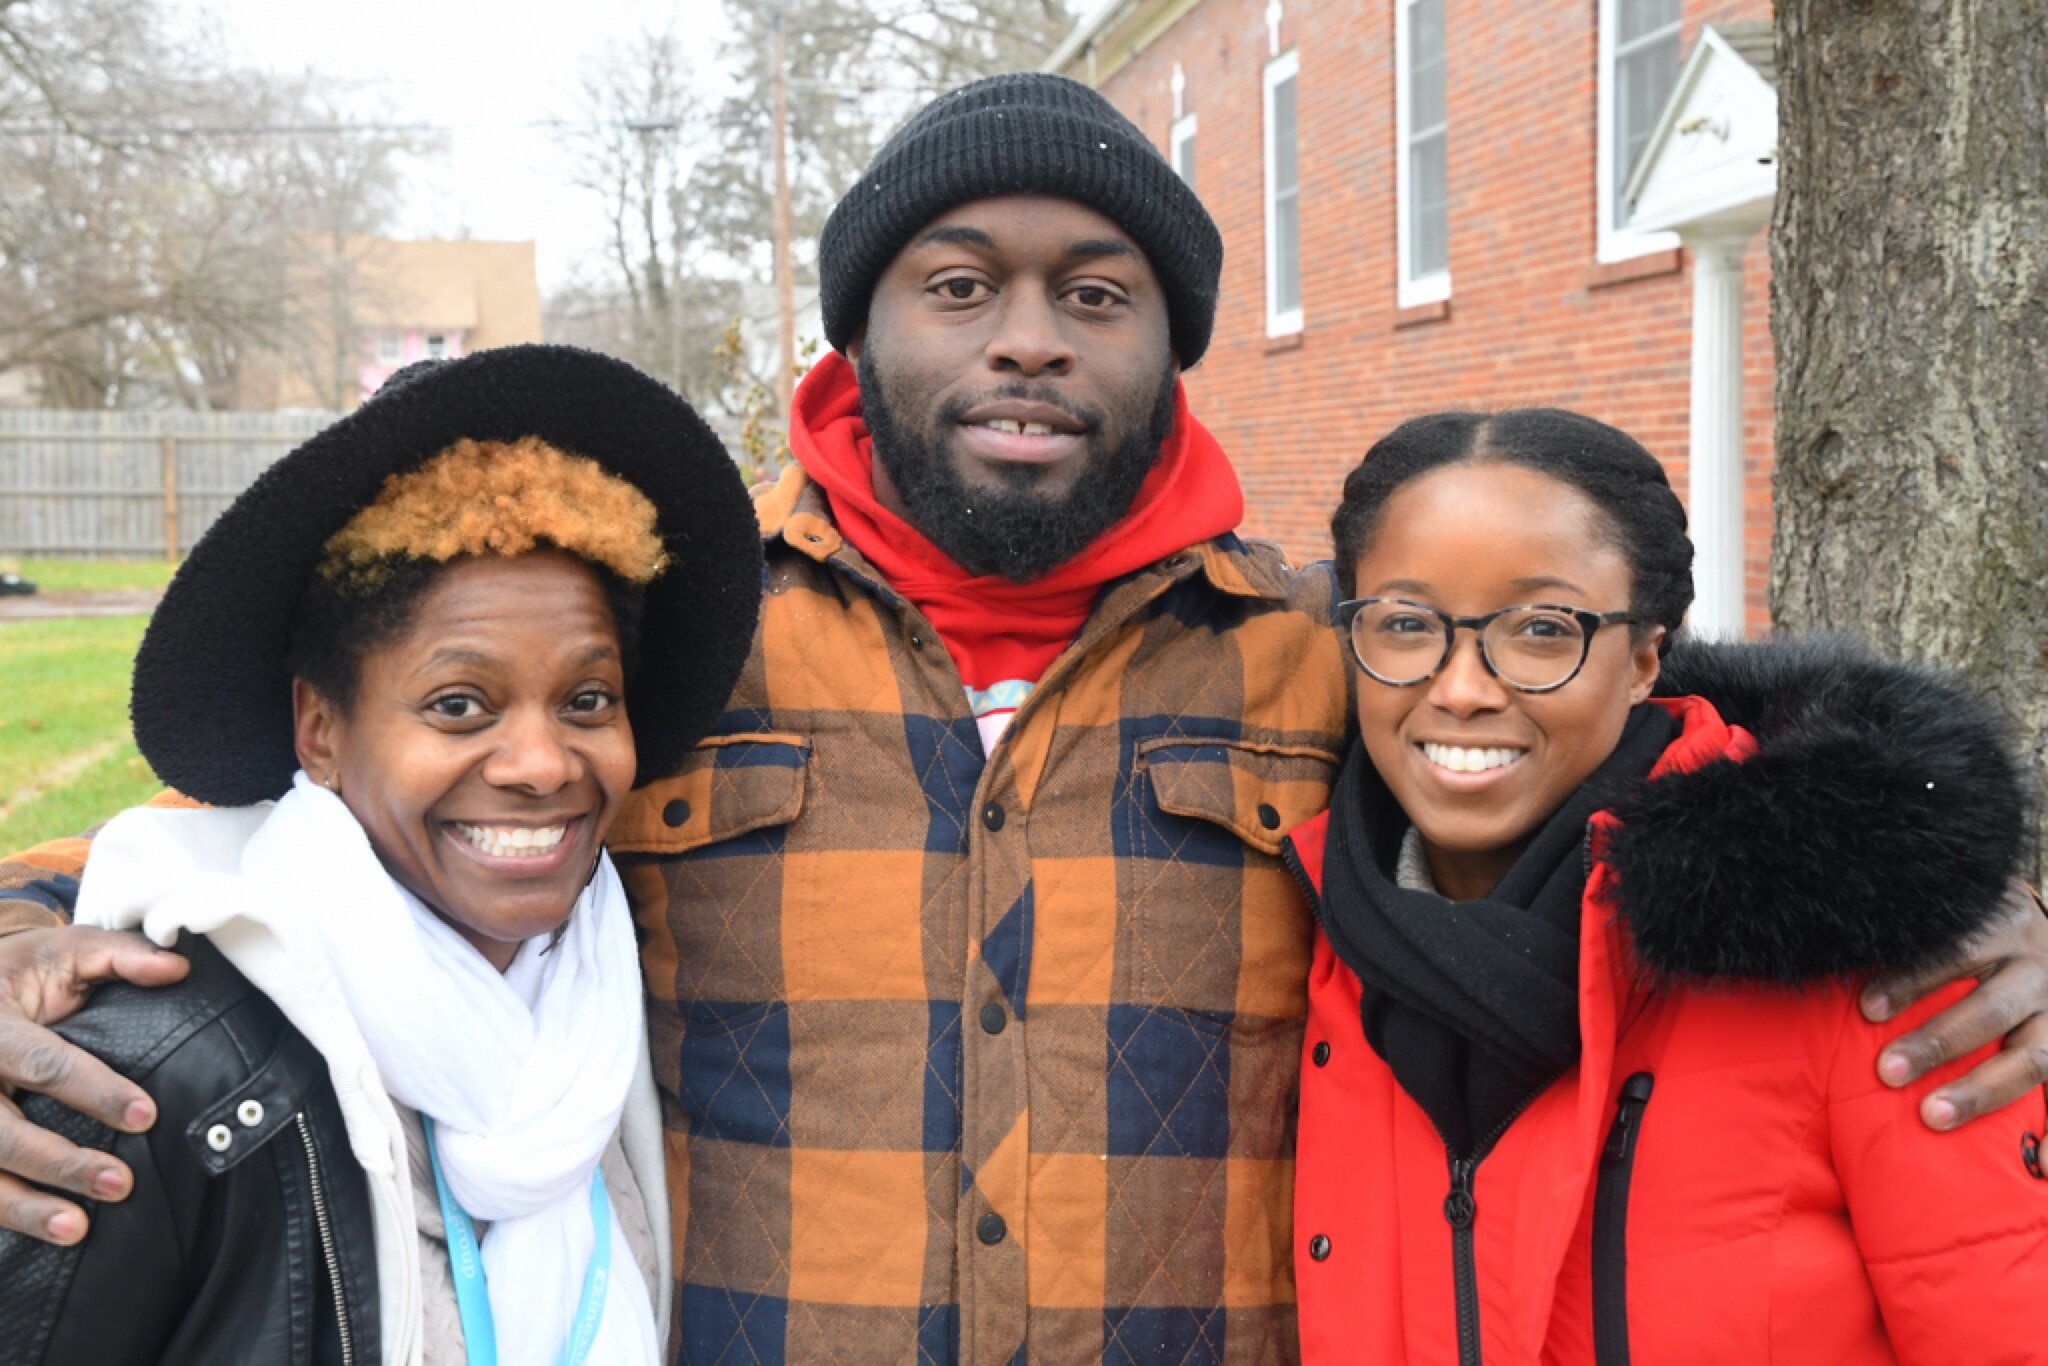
[{"left": 1771, "top": 0, "right": 2048, "bottom": 878}]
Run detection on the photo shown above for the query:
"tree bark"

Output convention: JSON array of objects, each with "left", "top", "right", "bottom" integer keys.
[{"left": 1772, "top": 0, "right": 2048, "bottom": 877}]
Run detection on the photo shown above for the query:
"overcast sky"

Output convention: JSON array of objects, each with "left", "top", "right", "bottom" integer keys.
[{"left": 184, "top": 0, "right": 729, "bottom": 290}]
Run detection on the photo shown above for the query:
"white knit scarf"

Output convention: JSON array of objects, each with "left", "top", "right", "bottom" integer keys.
[{"left": 250, "top": 776, "right": 658, "bottom": 1366}]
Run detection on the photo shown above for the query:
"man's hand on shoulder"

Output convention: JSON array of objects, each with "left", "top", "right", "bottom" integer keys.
[
  {"left": 0, "top": 926, "right": 188, "bottom": 1243},
  {"left": 1863, "top": 879, "right": 2048, "bottom": 1130}
]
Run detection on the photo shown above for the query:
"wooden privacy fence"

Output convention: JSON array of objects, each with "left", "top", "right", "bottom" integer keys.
[{"left": 0, "top": 410, "right": 333, "bottom": 560}]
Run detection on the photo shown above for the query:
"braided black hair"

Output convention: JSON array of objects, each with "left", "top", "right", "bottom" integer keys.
[{"left": 1330, "top": 408, "right": 1694, "bottom": 650}]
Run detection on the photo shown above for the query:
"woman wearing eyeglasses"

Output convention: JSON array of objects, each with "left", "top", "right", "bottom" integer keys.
[{"left": 1283, "top": 409, "right": 2046, "bottom": 1364}]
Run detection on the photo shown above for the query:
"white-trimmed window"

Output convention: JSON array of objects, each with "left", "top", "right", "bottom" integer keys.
[
  {"left": 1263, "top": 51, "right": 1302, "bottom": 336},
  {"left": 1395, "top": 0, "right": 1449, "bottom": 305},
  {"left": 1171, "top": 112, "right": 1198, "bottom": 190},
  {"left": 1597, "top": 0, "right": 1682, "bottom": 261},
  {"left": 375, "top": 330, "right": 401, "bottom": 363},
  {"left": 425, "top": 333, "right": 449, "bottom": 360}
]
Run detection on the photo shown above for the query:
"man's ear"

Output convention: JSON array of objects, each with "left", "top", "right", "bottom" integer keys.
[
  {"left": 292, "top": 677, "right": 344, "bottom": 788},
  {"left": 843, "top": 325, "right": 865, "bottom": 365},
  {"left": 1627, "top": 627, "right": 1666, "bottom": 706}
]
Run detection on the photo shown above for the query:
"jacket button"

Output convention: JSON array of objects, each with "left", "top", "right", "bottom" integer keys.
[
  {"left": 236, "top": 1099, "right": 265, "bottom": 1127},
  {"left": 663, "top": 799, "right": 691, "bottom": 828},
  {"left": 1312, "top": 1041, "right": 1331, "bottom": 1067},
  {"left": 979, "top": 1003, "right": 1008, "bottom": 1035},
  {"left": 908, "top": 633, "right": 925, "bottom": 651},
  {"left": 1257, "top": 803, "right": 1280, "bottom": 830},
  {"left": 982, "top": 803, "right": 1005, "bottom": 832},
  {"left": 977, "top": 1213, "right": 1007, "bottom": 1245},
  {"left": 206, "top": 1124, "right": 233, "bottom": 1153},
  {"left": 1309, "top": 1234, "right": 1332, "bottom": 1261}
]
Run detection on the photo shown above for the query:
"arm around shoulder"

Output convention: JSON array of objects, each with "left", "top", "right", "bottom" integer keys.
[{"left": 1826, "top": 987, "right": 2048, "bottom": 1363}]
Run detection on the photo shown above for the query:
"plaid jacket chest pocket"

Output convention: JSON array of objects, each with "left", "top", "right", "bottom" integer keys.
[
  {"left": 612, "top": 732, "right": 810, "bottom": 1013},
  {"left": 1116, "top": 738, "right": 1338, "bottom": 1024},
  {"left": 611, "top": 731, "right": 810, "bottom": 856},
  {"left": 1135, "top": 738, "right": 1337, "bottom": 860}
]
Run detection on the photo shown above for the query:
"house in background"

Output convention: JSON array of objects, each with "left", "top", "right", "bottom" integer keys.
[
  {"left": 1049, "top": 0, "right": 1778, "bottom": 635},
  {"left": 240, "top": 238, "right": 544, "bottom": 412},
  {"left": 349, "top": 239, "right": 544, "bottom": 399}
]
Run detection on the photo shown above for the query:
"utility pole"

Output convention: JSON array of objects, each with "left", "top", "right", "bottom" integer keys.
[{"left": 771, "top": 4, "right": 797, "bottom": 418}]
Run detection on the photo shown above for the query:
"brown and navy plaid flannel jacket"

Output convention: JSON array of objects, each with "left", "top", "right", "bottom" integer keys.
[
  {"left": 0, "top": 466, "right": 1352, "bottom": 1365},
  {"left": 602, "top": 468, "right": 1351, "bottom": 1364}
]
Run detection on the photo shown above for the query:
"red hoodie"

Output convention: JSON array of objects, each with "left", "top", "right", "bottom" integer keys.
[{"left": 788, "top": 352, "right": 1243, "bottom": 750}]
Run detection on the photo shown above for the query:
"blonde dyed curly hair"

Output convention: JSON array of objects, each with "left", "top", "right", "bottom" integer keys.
[{"left": 318, "top": 436, "right": 669, "bottom": 588}]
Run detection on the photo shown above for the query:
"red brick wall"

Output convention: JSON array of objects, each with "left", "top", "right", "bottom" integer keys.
[{"left": 1095, "top": 0, "right": 1777, "bottom": 634}]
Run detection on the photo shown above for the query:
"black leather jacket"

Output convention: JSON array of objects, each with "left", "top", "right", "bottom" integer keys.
[{"left": 0, "top": 933, "right": 380, "bottom": 1365}]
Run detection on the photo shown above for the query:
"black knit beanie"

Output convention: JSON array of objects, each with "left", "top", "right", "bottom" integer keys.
[{"left": 819, "top": 72, "right": 1223, "bottom": 366}]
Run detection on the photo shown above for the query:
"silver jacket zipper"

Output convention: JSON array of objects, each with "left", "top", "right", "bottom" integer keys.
[{"left": 296, "top": 1111, "right": 357, "bottom": 1366}]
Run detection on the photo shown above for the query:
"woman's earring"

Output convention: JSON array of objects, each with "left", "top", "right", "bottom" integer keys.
[{"left": 324, "top": 774, "right": 339, "bottom": 793}]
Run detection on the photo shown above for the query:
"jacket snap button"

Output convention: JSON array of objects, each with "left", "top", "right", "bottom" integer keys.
[
  {"left": 206, "top": 1124, "right": 233, "bottom": 1153},
  {"left": 979, "top": 1003, "right": 1008, "bottom": 1036},
  {"left": 1257, "top": 803, "right": 1280, "bottom": 830},
  {"left": 236, "top": 1099, "right": 264, "bottom": 1127},
  {"left": 982, "top": 803, "right": 1005, "bottom": 832},
  {"left": 1308, "top": 1234, "right": 1332, "bottom": 1261},
  {"left": 977, "top": 1212, "right": 1007, "bottom": 1245},
  {"left": 663, "top": 799, "right": 691, "bottom": 828},
  {"left": 909, "top": 633, "right": 925, "bottom": 650},
  {"left": 1312, "top": 1041, "right": 1331, "bottom": 1067}
]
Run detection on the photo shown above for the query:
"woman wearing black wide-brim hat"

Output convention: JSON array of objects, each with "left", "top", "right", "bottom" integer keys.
[{"left": 0, "top": 345, "right": 763, "bottom": 1366}]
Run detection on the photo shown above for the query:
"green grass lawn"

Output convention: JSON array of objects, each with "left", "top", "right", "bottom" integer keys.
[
  {"left": 0, "top": 557, "right": 177, "bottom": 594},
  {"left": 0, "top": 615, "right": 162, "bottom": 852}
]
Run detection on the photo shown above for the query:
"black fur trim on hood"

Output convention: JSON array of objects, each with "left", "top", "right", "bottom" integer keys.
[{"left": 1608, "top": 636, "right": 2032, "bottom": 984}]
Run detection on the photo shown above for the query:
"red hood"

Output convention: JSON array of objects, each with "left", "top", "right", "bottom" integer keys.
[{"left": 785, "top": 352, "right": 1245, "bottom": 691}]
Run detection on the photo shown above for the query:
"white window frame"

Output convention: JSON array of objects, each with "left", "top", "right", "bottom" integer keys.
[
  {"left": 1170, "top": 112, "right": 1198, "bottom": 190},
  {"left": 1596, "top": 0, "right": 1682, "bottom": 263},
  {"left": 425, "top": 333, "right": 448, "bottom": 360},
  {"left": 1263, "top": 50, "right": 1303, "bottom": 337},
  {"left": 1395, "top": 0, "right": 1450, "bottom": 306},
  {"left": 375, "top": 330, "right": 401, "bottom": 363}
]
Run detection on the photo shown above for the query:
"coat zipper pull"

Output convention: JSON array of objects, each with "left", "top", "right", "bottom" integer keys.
[
  {"left": 1444, "top": 1156, "right": 1478, "bottom": 1229},
  {"left": 1602, "top": 1072, "right": 1656, "bottom": 1164}
]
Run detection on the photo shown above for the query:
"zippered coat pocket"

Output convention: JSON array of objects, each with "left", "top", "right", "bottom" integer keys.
[{"left": 1593, "top": 1071, "right": 1656, "bottom": 1366}]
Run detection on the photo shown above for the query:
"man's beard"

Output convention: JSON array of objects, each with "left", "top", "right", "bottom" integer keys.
[{"left": 856, "top": 346, "right": 1179, "bottom": 583}]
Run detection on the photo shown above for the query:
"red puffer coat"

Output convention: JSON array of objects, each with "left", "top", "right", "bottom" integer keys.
[{"left": 1288, "top": 692, "right": 2048, "bottom": 1365}]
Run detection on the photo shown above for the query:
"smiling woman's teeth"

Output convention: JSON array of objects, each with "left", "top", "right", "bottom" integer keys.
[
  {"left": 1422, "top": 743, "right": 1527, "bottom": 774},
  {"left": 453, "top": 823, "right": 568, "bottom": 858},
  {"left": 982, "top": 419, "right": 1057, "bottom": 436}
]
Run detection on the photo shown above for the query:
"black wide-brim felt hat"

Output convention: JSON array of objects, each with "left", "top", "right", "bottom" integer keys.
[{"left": 132, "top": 344, "right": 765, "bottom": 806}]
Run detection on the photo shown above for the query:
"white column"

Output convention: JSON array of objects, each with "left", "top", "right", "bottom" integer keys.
[{"left": 1683, "top": 232, "right": 1752, "bottom": 640}]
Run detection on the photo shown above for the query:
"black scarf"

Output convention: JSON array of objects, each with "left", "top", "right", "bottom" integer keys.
[{"left": 1319, "top": 704, "right": 1678, "bottom": 1156}]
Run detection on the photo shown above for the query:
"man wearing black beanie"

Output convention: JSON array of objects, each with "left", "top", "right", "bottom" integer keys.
[{"left": 2, "top": 69, "right": 2045, "bottom": 1366}]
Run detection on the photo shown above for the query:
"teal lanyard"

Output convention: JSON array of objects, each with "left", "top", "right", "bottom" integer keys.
[{"left": 421, "top": 1116, "right": 613, "bottom": 1366}]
